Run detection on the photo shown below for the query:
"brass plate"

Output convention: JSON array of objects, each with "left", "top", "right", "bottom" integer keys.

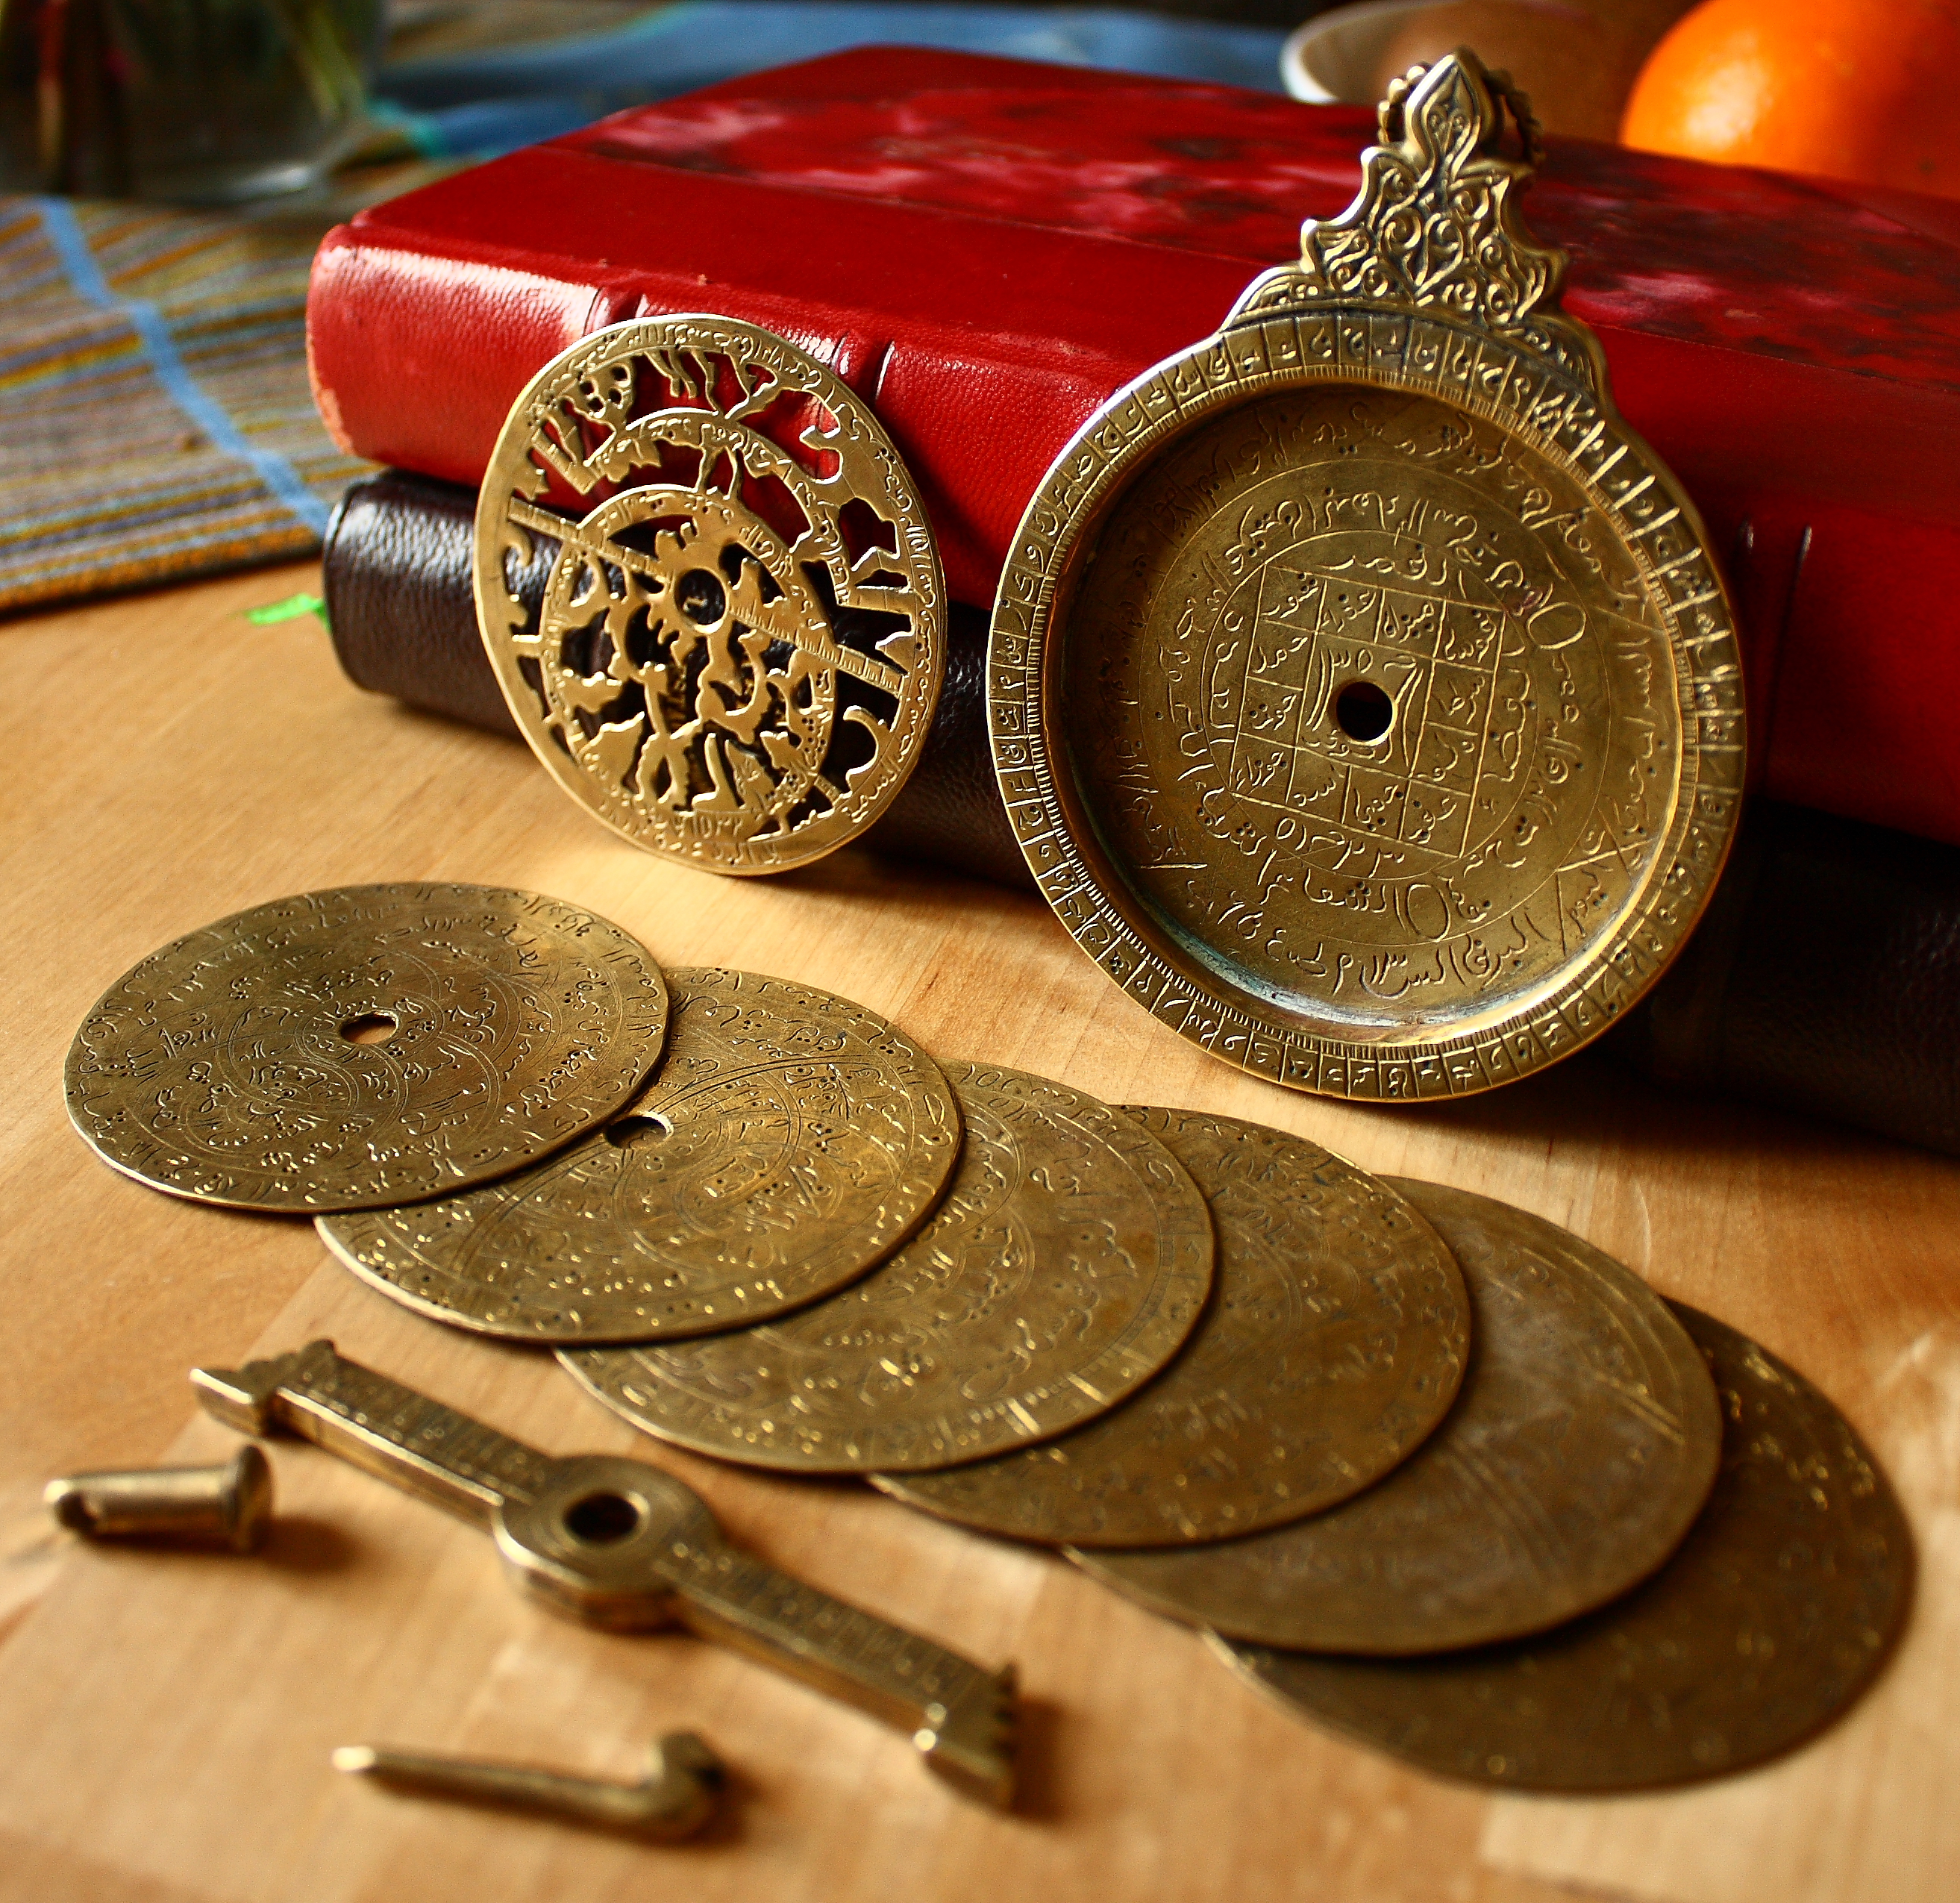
[
  {"left": 317, "top": 969, "right": 960, "bottom": 1342},
  {"left": 874, "top": 1108, "right": 1468, "bottom": 1545},
  {"left": 475, "top": 313, "right": 945, "bottom": 872},
  {"left": 563, "top": 1063, "right": 1215, "bottom": 1472},
  {"left": 1074, "top": 1180, "right": 1721, "bottom": 1650},
  {"left": 987, "top": 52, "right": 1743, "bottom": 1100},
  {"left": 64, "top": 884, "right": 668, "bottom": 1213},
  {"left": 1214, "top": 1306, "right": 1913, "bottom": 1791}
]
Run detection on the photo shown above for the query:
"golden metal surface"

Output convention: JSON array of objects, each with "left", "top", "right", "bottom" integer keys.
[
  {"left": 194, "top": 1340, "right": 1016, "bottom": 1808},
  {"left": 874, "top": 1107, "right": 1467, "bottom": 1545},
  {"left": 64, "top": 884, "right": 669, "bottom": 1213},
  {"left": 1215, "top": 1304, "right": 1912, "bottom": 1790},
  {"left": 1074, "top": 1179, "right": 1721, "bottom": 1651},
  {"left": 987, "top": 51, "right": 1744, "bottom": 1100},
  {"left": 44, "top": 1444, "right": 272, "bottom": 1552},
  {"left": 333, "top": 1731, "right": 724, "bottom": 1841},
  {"left": 563, "top": 1064, "right": 1215, "bottom": 1474},
  {"left": 475, "top": 314, "right": 945, "bottom": 872},
  {"left": 316, "top": 967, "right": 959, "bottom": 1343}
]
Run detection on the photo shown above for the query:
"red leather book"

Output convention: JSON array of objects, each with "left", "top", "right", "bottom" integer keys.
[{"left": 308, "top": 46, "right": 1960, "bottom": 847}]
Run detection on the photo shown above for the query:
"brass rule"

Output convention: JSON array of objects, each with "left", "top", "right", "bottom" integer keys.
[
  {"left": 63, "top": 884, "right": 669, "bottom": 1213},
  {"left": 317, "top": 967, "right": 960, "bottom": 1342},
  {"left": 1215, "top": 1305, "right": 1912, "bottom": 1790},
  {"left": 475, "top": 314, "right": 946, "bottom": 872},
  {"left": 986, "top": 51, "right": 1744, "bottom": 1099}
]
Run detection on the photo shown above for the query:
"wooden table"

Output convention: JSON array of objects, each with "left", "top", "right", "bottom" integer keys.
[{"left": 3, "top": 563, "right": 1956, "bottom": 1903}]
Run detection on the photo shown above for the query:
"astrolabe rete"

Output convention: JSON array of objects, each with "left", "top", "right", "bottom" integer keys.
[
  {"left": 1213, "top": 1306, "right": 1912, "bottom": 1791},
  {"left": 562, "top": 1063, "right": 1215, "bottom": 1472},
  {"left": 317, "top": 968, "right": 959, "bottom": 1342},
  {"left": 63, "top": 885, "right": 668, "bottom": 1213},
  {"left": 874, "top": 1108, "right": 1468, "bottom": 1545},
  {"left": 475, "top": 313, "right": 945, "bottom": 872},
  {"left": 987, "top": 50, "right": 1744, "bottom": 1099},
  {"left": 1073, "top": 1181, "right": 1721, "bottom": 1651}
]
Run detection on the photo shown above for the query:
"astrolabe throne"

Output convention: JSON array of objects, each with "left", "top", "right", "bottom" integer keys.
[
  {"left": 989, "top": 49, "right": 1745, "bottom": 1101},
  {"left": 475, "top": 316, "right": 946, "bottom": 872}
]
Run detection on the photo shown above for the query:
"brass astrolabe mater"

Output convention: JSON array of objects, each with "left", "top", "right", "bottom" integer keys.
[
  {"left": 475, "top": 314, "right": 945, "bottom": 872},
  {"left": 564, "top": 1063, "right": 1215, "bottom": 1473},
  {"left": 987, "top": 51, "right": 1744, "bottom": 1098},
  {"left": 318, "top": 968, "right": 962, "bottom": 1342},
  {"left": 63, "top": 884, "right": 669, "bottom": 1213}
]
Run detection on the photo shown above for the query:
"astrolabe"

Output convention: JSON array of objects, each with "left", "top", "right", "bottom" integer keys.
[
  {"left": 317, "top": 968, "right": 959, "bottom": 1342},
  {"left": 475, "top": 313, "right": 945, "bottom": 873},
  {"left": 1213, "top": 1306, "right": 1912, "bottom": 1790},
  {"left": 1073, "top": 1181, "right": 1721, "bottom": 1650},
  {"left": 987, "top": 50, "right": 1744, "bottom": 1101},
  {"left": 874, "top": 1108, "right": 1468, "bottom": 1545},
  {"left": 562, "top": 1063, "right": 1215, "bottom": 1472},
  {"left": 64, "top": 885, "right": 669, "bottom": 1213}
]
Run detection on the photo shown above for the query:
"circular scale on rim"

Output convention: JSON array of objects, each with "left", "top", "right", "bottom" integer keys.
[
  {"left": 64, "top": 885, "right": 669, "bottom": 1213},
  {"left": 1215, "top": 1306, "right": 1913, "bottom": 1791},
  {"left": 563, "top": 1063, "right": 1215, "bottom": 1472},
  {"left": 318, "top": 968, "right": 961, "bottom": 1342},
  {"left": 475, "top": 313, "right": 946, "bottom": 872},
  {"left": 1074, "top": 1181, "right": 1722, "bottom": 1652},
  {"left": 875, "top": 1108, "right": 1469, "bottom": 1546},
  {"left": 986, "top": 53, "right": 1744, "bottom": 1100}
]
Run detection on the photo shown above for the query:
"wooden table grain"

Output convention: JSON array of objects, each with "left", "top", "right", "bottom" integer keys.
[{"left": 3, "top": 564, "right": 1956, "bottom": 1903}]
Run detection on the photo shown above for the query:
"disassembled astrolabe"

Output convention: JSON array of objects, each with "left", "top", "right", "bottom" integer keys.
[
  {"left": 319, "top": 968, "right": 961, "bottom": 1342},
  {"left": 988, "top": 50, "right": 1745, "bottom": 1100},
  {"left": 1216, "top": 1306, "right": 1913, "bottom": 1791},
  {"left": 475, "top": 313, "right": 946, "bottom": 872},
  {"left": 1074, "top": 1181, "right": 1723, "bottom": 1650},
  {"left": 63, "top": 884, "right": 669, "bottom": 1213},
  {"left": 875, "top": 1109, "right": 1470, "bottom": 1546},
  {"left": 563, "top": 1063, "right": 1215, "bottom": 1472}
]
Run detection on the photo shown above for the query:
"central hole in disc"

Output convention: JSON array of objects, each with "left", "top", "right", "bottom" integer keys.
[
  {"left": 563, "top": 1490, "right": 643, "bottom": 1546},
  {"left": 1334, "top": 679, "right": 1394, "bottom": 744},
  {"left": 605, "top": 1114, "right": 672, "bottom": 1149},
  {"left": 676, "top": 567, "right": 727, "bottom": 625},
  {"left": 339, "top": 1012, "right": 398, "bottom": 1046}
]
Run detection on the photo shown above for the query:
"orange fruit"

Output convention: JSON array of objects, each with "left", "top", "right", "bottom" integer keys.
[{"left": 1621, "top": 0, "right": 1960, "bottom": 199}]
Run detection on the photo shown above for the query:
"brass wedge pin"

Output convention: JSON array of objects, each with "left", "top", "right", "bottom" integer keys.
[
  {"left": 333, "top": 1730, "right": 724, "bottom": 1840},
  {"left": 193, "top": 1340, "right": 1016, "bottom": 1808}
]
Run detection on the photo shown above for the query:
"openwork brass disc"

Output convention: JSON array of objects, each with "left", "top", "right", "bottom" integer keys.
[
  {"left": 475, "top": 314, "right": 945, "bottom": 872},
  {"left": 64, "top": 885, "right": 669, "bottom": 1213},
  {"left": 874, "top": 1108, "right": 1468, "bottom": 1545},
  {"left": 988, "top": 51, "right": 1743, "bottom": 1100},
  {"left": 317, "top": 969, "right": 960, "bottom": 1342},
  {"left": 1074, "top": 1181, "right": 1721, "bottom": 1650},
  {"left": 562, "top": 1063, "right": 1215, "bottom": 1472},
  {"left": 1214, "top": 1306, "right": 1912, "bottom": 1791}
]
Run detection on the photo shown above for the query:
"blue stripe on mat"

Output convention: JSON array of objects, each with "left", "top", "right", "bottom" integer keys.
[{"left": 38, "top": 199, "right": 331, "bottom": 536}]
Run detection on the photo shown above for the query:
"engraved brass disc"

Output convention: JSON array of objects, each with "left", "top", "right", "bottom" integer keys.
[
  {"left": 562, "top": 1063, "right": 1215, "bottom": 1472},
  {"left": 988, "top": 52, "right": 1744, "bottom": 1101},
  {"left": 1073, "top": 1180, "right": 1721, "bottom": 1650},
  {"left": 316, "top": 968, "right": 961, "bottom": 1342},
  {"left": 874, "top": 1108, "right": 1468, "bottom": 1545},
  {"left": 475, "top": 313, "right": 945, "bottom": 872},
  {"left": 64, "top": 884, "right": 669, "bottom": 1213},
  {"left": 1213, "top": 1305, "right": 1913, "bottom": 1790}
]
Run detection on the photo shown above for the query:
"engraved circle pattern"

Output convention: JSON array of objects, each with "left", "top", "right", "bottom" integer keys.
[
  {"left": 1216, "top": 1306, "right": 1913, "bottom": 1790},
  {"left": 874, "top": 1108, "right": 1469, "bottom": 1545},
  {"left": 475, "top": 314, "right": 946, "bottom": 872},
  {"left": 1074, "top": 1180, "right": 1722, "bottom": 1650},
  {"left": 987, "top": 56, "right": 1742, "bottom": 1101},
  {"left": 317, "top": 969, "right": 961, "bottom": 1342},
  {"left": 562, "top": 1063, "right": 1215, "bottom": 1472},
  {"left": 64, "top": 885, "right": 669, "bottom": 1213}
]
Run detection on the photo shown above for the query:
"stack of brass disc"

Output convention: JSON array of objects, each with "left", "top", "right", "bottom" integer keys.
[{"left": 66, "top": 883, "right": 1909, "bottom": 1796}]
